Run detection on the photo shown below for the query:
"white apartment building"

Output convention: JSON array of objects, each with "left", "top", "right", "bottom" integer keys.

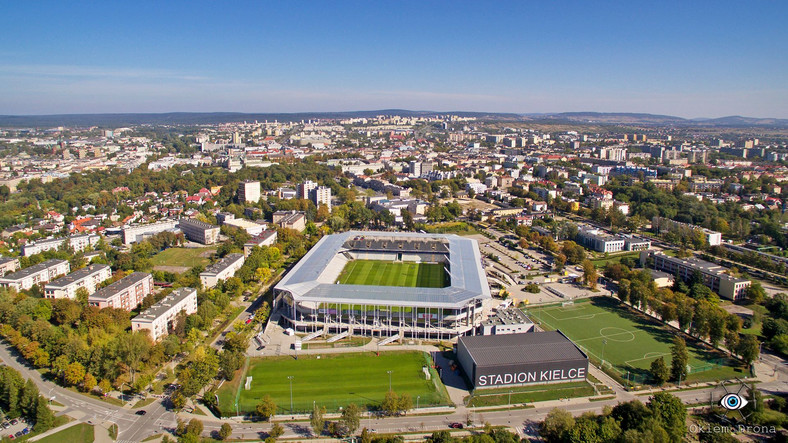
[
  {"left": 312, "top": 186, "right": 332, "bottom": 211},
  {"left": 88, "top": 272, "right": 153, "bottom": 310},
  {"left": 0, "top": 257, "right": 20, "bottom": 276},
  {"left": 238, "top": 181, "right": 261, "bottom": 203},
  {"left": 200, "top": 253, "right": 245, "bottom": 289},
  {"left": 132, "top": 287, "right": 198, "bottom": 341},
  {"left": 0, "top": 259, "right": 70, "bottom": 291},
  {"left": 44, "top": 264, "right": 112, "bottom": 299},
  {"left": 178, "top": 218, "right": 220, "bottom": 245},
  {"left": 22, "top": 233, "right": 101, "bottom": 256},
  {"left": 297, "top": 180, "right": 317, "bottom": 199},
  {"left": 122, "top": 220, "right": 179, "bottom": 245}
]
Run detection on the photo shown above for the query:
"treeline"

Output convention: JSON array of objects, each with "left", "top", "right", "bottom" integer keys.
[
  {"left": 762, "top": 294, "right": 788, "bottom": 356},
  {"left": 608, "top": 263, "right": 759, "bottom": 366},
  {"left": 0, "top": 366, "right": 56, "bottom": 432}
]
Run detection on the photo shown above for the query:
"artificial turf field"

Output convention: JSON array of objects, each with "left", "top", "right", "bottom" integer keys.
[
  {"left": 336, "top": 260, "right": 448, "bottom": 288},
  {"left": 527, "top": 297, "right": 742, "bottom": 383},
  {"left": 218, "top": 351, "right": 450, "bottom": 415}
]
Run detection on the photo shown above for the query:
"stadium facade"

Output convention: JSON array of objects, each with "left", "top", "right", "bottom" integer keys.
[{"left": 274, "top": 231, "right": 492, "bottom": 340}]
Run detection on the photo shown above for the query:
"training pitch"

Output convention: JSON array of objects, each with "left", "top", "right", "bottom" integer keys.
[
  {"left": 336, "top": 260, "right": 448, "bottom": 288},
  {"left": 218, "top": 351, "right": 450, "bottom": 414},
  {"left": 527, "top": 297, "right": 741, "bottom": 383}
]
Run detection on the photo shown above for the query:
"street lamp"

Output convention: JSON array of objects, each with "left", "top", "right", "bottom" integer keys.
[
  {"left": 416, "top": 395, "right": 420, "bottom": 410},
  {"left": 601, "top": 339, "right": 608, "bottom": 367},
  {"left": 508, "top": 390, "right": 512, "bottom": 405},
  {"left": 386, "top": 371, "right": 393, "bottom": 392},
  {"left": 288, "top": 376, "right": 294, "bottom": 413}
]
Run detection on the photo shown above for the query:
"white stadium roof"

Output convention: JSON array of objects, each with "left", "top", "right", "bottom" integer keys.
[{"left": 275, "top": 231, "right": 491, "bottom": 309}]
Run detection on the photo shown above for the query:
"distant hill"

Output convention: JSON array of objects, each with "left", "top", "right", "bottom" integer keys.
[
  {"left": 534, "top": 112, "right": 788, "bottom": 128},
  {"left": 0, "top": 110, "right": 519, "bottom": 128},
  {"left": 0, "top": 110, "right": 785, "bottom": 128}
]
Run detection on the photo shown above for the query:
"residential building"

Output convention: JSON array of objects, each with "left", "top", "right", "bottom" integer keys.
[
  {"left": 0, "top": 259, "right": 70, "bottom": 291},
  {"left": 652, "top": 217, "right": 722, "bottom": 246},
  {"left": 238, "top": 180, "right": 261, "bottom": 203},
  {"left": 132, "top": 288, "right": 198, "bottom": 341},
  {"left": 244, "top": 230, "right": 278, "bottom": 257},
  {"left": 178, "top": 218, "right": 220, "bottom": 245},
  {"left": 200, "top": 253, "right": 245, "bottom": 289},
  {"left": 297, "top": 180, "right": 317, "bottom": 199},
  {"left": 0, "top": 257, "right": 20, "bottom": 276},
  {"left": 311, "top": 186, "right": 332, "bottom": 211},
  {"left": 218, "top": 213, "right": 266, "bottom": 236},
  {"left": 641, "top": 251, "right": 750, "bottom": 300},
  {"left": 273, "top": 210, "right": 306, "bottom": 232},
  {"left": 22, "top": 233, "right": 101, "bottom": 256},
  {"left": 88, "top": 272, "right": 153, "bottom": 310},
  {"left": 122, "top": 220, "right": 179, "bottom": 245},
  {"left": 43, "top": 264, "right": 112, "bottom": 299}
]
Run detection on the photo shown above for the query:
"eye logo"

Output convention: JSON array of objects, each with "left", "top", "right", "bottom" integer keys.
[{"left": 720, "top": 393, "right": 748, "bottom": 410}]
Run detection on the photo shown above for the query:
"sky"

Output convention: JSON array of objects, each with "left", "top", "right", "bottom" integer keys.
[{"left": 1, "top": 1, "right": 787, "bottom": 118}]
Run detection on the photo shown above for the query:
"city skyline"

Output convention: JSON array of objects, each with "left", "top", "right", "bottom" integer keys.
[{"left": 1, "top": 1, "right": 787, "bottom": 118}]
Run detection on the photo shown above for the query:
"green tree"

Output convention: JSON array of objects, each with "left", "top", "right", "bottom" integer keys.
[
  {"left": 382, "top": 391, "right": 400, "bottom": 416},
  {"left": 647, "top": 392, "right": 686, "bottom": 442},
  {"left": 582, "top": 259, "right": 599, "bottom": 290},
  {"left": 256, "top": 395, "right": 277, "bottom": 421},
  {"left": 269, "top": 423, "right": 284, "bottom": 438},
  {"left": 75, "top": 287, "right": 89, "bottom": 306},
  {"left": 34, "top": 397, "right": 55, "bottom": 432},
  {"left": 736, "top": 335, "right": 760, "bottom": 365},
  {"left": 670, "top": 337, "right": 689, "bottom": 383},
  {"left": 170, "top": 390, "right": 186, "bottom": 410},
  {"left": 185, "top": 418, "right": 203, "bottom": 437},
  {"left": 746, "top": 282, "right": 766, "bottom": 304},
  {"left": 340, "top": 403, "right": 361, "bottom": 436},
  {"left": 540, "top": 408, "right": 575, "bottom": 443},
  {"left": 218, "top": 423, "right": 232, "bottom": 440},
  {"left": 310, "top": 403, "right": 325, "bottom": 436},
  {"left": 650, "top": 357, "right": 669, "bottom": 386},
  {"left": 64, "top": 362, "right": 86, "bottom": 386}
]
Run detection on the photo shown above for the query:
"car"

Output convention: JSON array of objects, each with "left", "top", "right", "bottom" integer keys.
[
  {"left": 9, "top": 420, "right": 17, "bottom": 425},
  {"left": 1, "top": 423, "right": 8, "bottom": 429},
  {"left": 21, "top": 428, "right": 29, "bottom": 435},
  {"left": 7, "top": 434, "right": 13, "bottom": 440},
  {"left": 14, "top": 431, "right": 22, "bottom": 438},
  {"left": 135, "top": 410, "right": 147, "bottom": 416},
  {"left": 449, "top": 422, "right": 464, "bottom": 429},
  {"left": 245, "top": 318, "right": 253, "bottom": 324}
]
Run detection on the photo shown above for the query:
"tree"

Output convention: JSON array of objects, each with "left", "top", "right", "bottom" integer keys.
[
  {"left": 340, "top": 403, "right": 361, "bottom": 436},
  {"left": 256, "top": 395, "right": 277, "bottom": 421},
  {"left": 170, "top": 390, "right": 186, "bottom": 410},
  {"left": 554, "top": 253, "right": 567, "bottom": 272},
  {"left": 382, "top": 391, "right": 400, "bottom": 416},
  {"left": 81, "top": 373, "right": 97, "bottom": 393},
  {"left": 98, "top": 379, "right": 112, "bottom": 395},
  {"left": 670, "top": 337, "right": 689, "bottom": 383},
  {"left": 64, "top": 362, "right": 86, "bottom": 386},
  {"left": 218, "top": 423, "right": 232, "bottom": 440},
  {"left": 650, "top": 357, "right": 669, "bottom": 386},
  {"left": 648, "top": 392, "right": 686, "bottom": 441},
  {"left": 736, "top": 335, "right": 760, "bottom": 365},
  {"left": 540, "top": 408, "right": 575, "bottom": 443},
  {"left": 34, "top": 397, "right": 55, "bottom": 432},
  {"left": 310, "top": 403, "right": 325, "bottom": 436},
  {"left": 398, "top": 393, "right": 413, "bottom": 415},
  {"left": 582, "top": 259, "right": 599, "bottom": 290},
  {"left": 746, "top": 282, "right": 766, "bottom": 304},
  {"left": 269, "top": 423, "right": 284, "bottom": 438},
  {"left": 185, "top": 418, "right": 204, "bottom": 437},
  {"left": 75, "top": 287, "right": 89, "bottom": 306}
]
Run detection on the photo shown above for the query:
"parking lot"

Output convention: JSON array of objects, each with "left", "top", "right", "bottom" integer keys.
[{"left": 0, "top": 416, "right": 34, "bottom": 440}]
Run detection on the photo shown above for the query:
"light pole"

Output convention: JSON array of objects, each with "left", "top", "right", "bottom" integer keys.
[
  {"left": 387, "top": 371, "right": 393, "bottom": 392},
  {"left": 508, "top": 390, "right": 512, "bottom": 405},
  {"left": 288, "top": 376, "right": 294, "bottom": 413},
  {"left": 416, "top": 395, "right": 420, "bottom": 410},
  {"left": 601, "top": 339, "right": 608, "bottom": 367}
]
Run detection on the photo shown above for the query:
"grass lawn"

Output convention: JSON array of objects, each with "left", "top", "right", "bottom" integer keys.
[
  {"left": 36, "top": 423, "right": 94, "bottom": 443},
  {"left": 132, "top": 397, "right": 156, "bottom": 408},
  {"left": 590, "top": 251, "right": 641, "bottom": 267},
  {"left": 217, "top": 351, "right": 450, "bottom": 415},
  {"left": 150, "top": 247, "right": 215, "bottom": 268},
  {"left": 336, "top": 260, "right": 448, "bottom": 288},
  {"left": 527, "top": 297, "right": 744, "bottom": 385},
  {"left": 466, "top": 381, "right": 596, "bottom": 407}
]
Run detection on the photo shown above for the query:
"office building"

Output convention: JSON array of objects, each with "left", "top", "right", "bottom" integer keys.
[
  {"left": 641, "top": 251, "right": 750, "bottom": 300},
  {"left": 132, "top": 288, "right": 198, "bottom": 341},
  {"left": 238, "top": 181, "right": 261, "bottom": 203},
  {"left": 122, "top": 220, "right": 179, "bottom": 245}
]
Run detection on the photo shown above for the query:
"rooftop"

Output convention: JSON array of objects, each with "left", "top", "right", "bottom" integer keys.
[
  {"left": 89, "top": 272, "right": 150, "bottom": 301},
  {"left": 201, "top": 253, "right": 244, "bottom": 276},
  {"left": 458, "top": 331, "right": 587, "bottom": 367},
  {"left": 45, "top": 264, "right": 110, "bottom": 289},
  {"left": 0, "top": 259, "right": 68, "bottom": 281},
  {"left": 134, "top": 287, "right": 196, "bottom": 322}
]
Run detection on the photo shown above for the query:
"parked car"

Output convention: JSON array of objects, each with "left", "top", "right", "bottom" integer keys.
[{"left": 449, "top": 422, "right": 464, "bottom": 429}]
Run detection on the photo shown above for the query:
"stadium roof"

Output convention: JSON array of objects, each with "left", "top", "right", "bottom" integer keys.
[
  {"left": 275, "top": 231, "right": 491, "bottom": 309},
  {"left": 458, "top": 331, "right": 587, "bottom": 367}
]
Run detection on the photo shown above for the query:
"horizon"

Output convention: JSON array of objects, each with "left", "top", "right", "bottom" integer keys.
[{"left": 1, "top": 1, "right": 787, "bottom": 118}]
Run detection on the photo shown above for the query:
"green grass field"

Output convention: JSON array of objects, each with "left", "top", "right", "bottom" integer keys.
[
  {"left": 336, "top": 260, "right": 448, "bottom": 288},
  {"left": 466, "top": 381, "right": 596, "bottom": 407},
  {"left": 37, "top": 423, "right": 94, "bottom": 443},
  {"left": 527, "top": 297, "right": 744, "bottom": 384},
  {"left": 217, "top": 351, "right": 450, "bottom": 415},
  {"left": 150, "top": 247, "right": 215, "bottom": 268}
]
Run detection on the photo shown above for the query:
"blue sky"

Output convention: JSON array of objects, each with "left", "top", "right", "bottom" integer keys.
[{"left": 1, "top": 1, "right": 786, "bottom": 117}]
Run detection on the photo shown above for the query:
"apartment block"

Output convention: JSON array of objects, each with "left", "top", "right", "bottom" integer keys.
[
  {"left": 200, "top": 253, "right": 245, "bottom": 289},
  {"left": 652, "top": 217, "right": 722, "bottom": 246},
  {"left": 0, "top": 257, "right": 20, "bottom": 276},
  {"left": 132, "top": 287, "right": 198, "bottom": 341},
  {"left": 311, "top": 186, "right": 332, "bottom": 211},
  {"left": 88, "top": 272, "right": 153, "bottom": 310},
  {"left": 641, "top": 251, "right": 750, "bottom": 300},
  {"left": 44, "top": 264, "right": 112, "bottom": 299},
  {"left": 122, "top": 220, "right": 179, "bottom": 245},
  {"left": 238, "top": 180, "right": 261, "bottom": 203},
  {"left": 0, "top": 259, "right": 70, "bottom": 291},
  {"left": 178, "top": 218, "right": 220, "bottom": 245},
  {"left": 244, "top": 230, "right": 278, "bottom": 257},
  {"left": 22, "top": 233, "right": 100, "bottom": 256},
  {"left": 273, "top": 210, "right": 306, "bottom": 232}
]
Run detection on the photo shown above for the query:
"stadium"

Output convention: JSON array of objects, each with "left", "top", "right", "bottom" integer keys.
[{"left": 274, "top": 231, "right": 492, "bottom": 340}]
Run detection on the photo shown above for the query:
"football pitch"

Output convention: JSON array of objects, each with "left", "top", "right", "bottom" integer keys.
[
  {"left": 336, "top": 260, "right": 448, "bottom": 288},
  {"left": 527, "top": 297, "right": 742, "bottom": 383},
  {"left": 217, "top": 351, "right": 450, "bottom": 415}
]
